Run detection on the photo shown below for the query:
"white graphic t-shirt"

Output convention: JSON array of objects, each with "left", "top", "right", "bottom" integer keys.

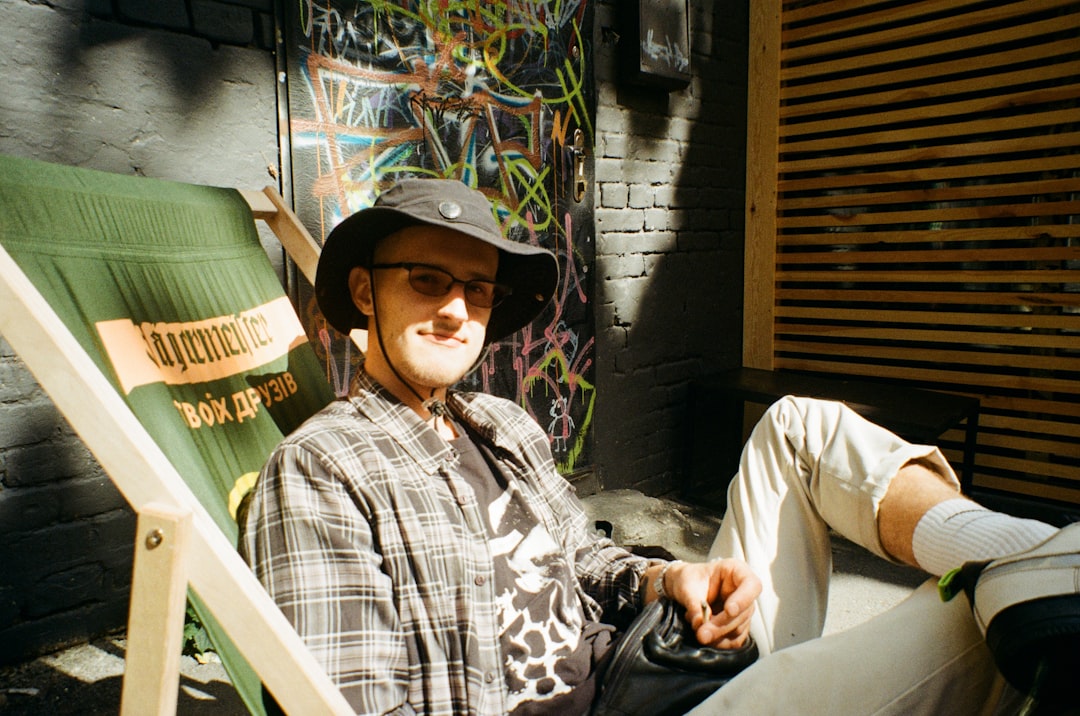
[{"left": 452, "top": 432, "right": 613, "bottom": 715}]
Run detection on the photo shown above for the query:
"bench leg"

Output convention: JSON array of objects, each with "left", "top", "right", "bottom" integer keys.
[{"left": 961, "top": 412, "right": 979, "bottom": 495}]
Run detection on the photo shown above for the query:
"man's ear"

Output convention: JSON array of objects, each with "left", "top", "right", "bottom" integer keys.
[{"left": 348, "top": 266, "right": 375, "bottom": 317}]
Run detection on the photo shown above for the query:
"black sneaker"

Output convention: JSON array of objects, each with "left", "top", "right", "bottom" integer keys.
[{"left": 958, "top": 523, "right": 1080, "bottom": 709}]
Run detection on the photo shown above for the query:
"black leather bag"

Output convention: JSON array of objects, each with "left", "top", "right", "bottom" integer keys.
[{"left": 592, "top": 598, "right": 759, "bottom": 716}]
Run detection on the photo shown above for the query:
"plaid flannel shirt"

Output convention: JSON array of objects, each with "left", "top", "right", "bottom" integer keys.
[{"left": 240, "top": 370, "right": 651, "bottom": 715}]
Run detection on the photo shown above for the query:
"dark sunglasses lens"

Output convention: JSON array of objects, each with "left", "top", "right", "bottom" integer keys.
[
  {"left": 464, "top": 281, "right": 506, "bottom": 308},
  {"left": 407, "top": 266, "right": 454, "bottom": 296},
  {"left": 405, "top": 265, "right": 510, "bottom": 308}
]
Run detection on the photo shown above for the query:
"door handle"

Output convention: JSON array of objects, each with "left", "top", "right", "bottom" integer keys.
[{"left": 572, "top": 128, "right": 587, "bottom": 202}]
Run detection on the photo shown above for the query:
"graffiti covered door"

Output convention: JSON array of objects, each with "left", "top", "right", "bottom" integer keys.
[{"left": 282, "top": 2, "right": 596, "bottom": 475}]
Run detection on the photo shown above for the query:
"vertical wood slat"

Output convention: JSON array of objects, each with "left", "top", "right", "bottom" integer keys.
[
  {"left": 746, "top": 0, "right": 1080, "bottom": 508},
  {"left": 744, "top": 1, "right": 782, "bottom": 370}
]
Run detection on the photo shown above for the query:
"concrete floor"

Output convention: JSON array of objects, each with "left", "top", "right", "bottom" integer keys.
[{"left": 0, "top": 490, "right": 927, "bottom": 714}]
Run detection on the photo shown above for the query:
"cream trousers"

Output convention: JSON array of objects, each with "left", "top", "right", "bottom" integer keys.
[{"left": 688, "top": 396, "right": 1016, "bottom": 716}]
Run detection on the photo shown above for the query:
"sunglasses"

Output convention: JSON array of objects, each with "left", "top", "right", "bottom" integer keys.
[{"left": 371, "top": 262, "right": 512, "bottom": 309}]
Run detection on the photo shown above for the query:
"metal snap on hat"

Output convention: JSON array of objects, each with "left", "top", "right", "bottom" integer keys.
[{"left": 315, "top": 178, "right": 559, "bottom": 343}]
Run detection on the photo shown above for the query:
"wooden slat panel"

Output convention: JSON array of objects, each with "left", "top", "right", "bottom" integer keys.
[
  {"left": 777, "top": 288, "right": 1080, "bottom": 307},
  {"left": 782, "top": 108, "right": 1080, "bottom": 157},
  {"left": 778, "top": 200, "right": 1080, "bottom": 230},
  {"left": 784, "top": 61, "right": 1080, "bottom": 122},
  {"left": 778, "top": 225, "right": 1080, "bottom": 246},
  {"left": 979, "top": 414, "right": 1080, "bottom": 440},
  {"left": 776, "top": 307, "right": 1080, "bottom": 331},
  {"left": 777, "top": 325, "right": 1079, "bottom": 351},
  {"left": 780, "top": 155, "right": 1080, "bottom": 193},
  {"left": 782, "top": 0, "right": 1074, "bottom": 49},
  {"left": 782, "top": 129, "right": 1080, "bottom": 174},
  {"left": 783, "top": 0, "right": 990, "bottom": 43},
  {"left": 976, "top": 475, "right": 1080, "bottom": 505},
  {"left": 780, "top": 178, "right": 1080, "bottom": 213},
  {"left": 782, "top": 37, "right": 1080, "bottom": 101},
  {"left": 981, "top": 395, "right": 1080, "bottom": 420},
  {"left": 752, "top": 1, "right": 1080, "bottom": 507},
  {"left": 773, "top": 358, "right": 1080, "bottom": 397},
  {"left": 976, "top": 455, "right": 1079, "bottom": 484},
  {"left": 779, "top": 247, "right": 1080, "bottom": 264},
  {"left": 783, "top": 7, "right": 1079, "bottom": 78},
  {"left": 777, "top": 269, "right": 1079, "bottom": 283},
  {"left": 782, "top": 86, "right": 1080, "bottom": 135},
  {"left": 979, "top": 432, "right": 1080, "bottom": 459},
  {"left": 775, "top": 340, "right": 1080, "bottom": 373},
  {"left": 744, "top": 1, "right": 782, "bottom": 369}
]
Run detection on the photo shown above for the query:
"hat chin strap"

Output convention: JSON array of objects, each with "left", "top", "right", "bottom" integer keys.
[{"left": 368, "top": 276, "right": 449, "bottom": 424}]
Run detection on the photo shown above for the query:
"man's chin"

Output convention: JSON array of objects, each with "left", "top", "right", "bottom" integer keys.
[{"left": 407, "top": 354, "right": 481, "bottom": 389}]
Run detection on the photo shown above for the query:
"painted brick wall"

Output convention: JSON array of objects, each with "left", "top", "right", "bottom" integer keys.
[
  {"left": 592, "top": 0, "right": 747, "bottom": 495},
  {"left": 0, "top": 0, "right": 749, "bottom": 661},
  {"left": 0, "top": 0, "right": 280, "bottom": 663}
]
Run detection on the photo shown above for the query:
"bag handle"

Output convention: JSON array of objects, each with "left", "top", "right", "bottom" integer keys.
[{"left": 643, "top": 600, "right": 759, "bottom": 675}]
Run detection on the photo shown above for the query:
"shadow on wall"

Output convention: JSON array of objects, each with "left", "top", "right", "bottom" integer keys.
[
  {"left": 0, "top": 0, "right": 279, "bottom": 664},
  {"left": 595, "top": 0, "right": 749, "bottom": 494},
  {"left": 13, "top": 4, "right": 277, "bottom": 181}
]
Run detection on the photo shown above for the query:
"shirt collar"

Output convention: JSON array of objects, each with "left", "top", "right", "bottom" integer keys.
[{"left": 346, "top": 367, "right": 457, "bottom": 473}]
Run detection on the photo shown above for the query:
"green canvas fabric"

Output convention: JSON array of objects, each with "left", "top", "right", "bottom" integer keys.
[{"left": 0, "top": 153, "right": 335, "bottom": 714}]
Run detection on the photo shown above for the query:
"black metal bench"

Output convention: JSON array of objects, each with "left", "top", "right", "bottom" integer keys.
[{"left": 685, "top": 368, "right": 980, "bottom": 509}]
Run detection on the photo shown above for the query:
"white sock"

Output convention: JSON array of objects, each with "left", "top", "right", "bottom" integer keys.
[{"left": 911, "top": 498, "right": 1057, "bottom": 576}]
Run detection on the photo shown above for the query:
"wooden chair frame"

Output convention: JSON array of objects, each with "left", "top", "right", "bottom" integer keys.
[{"left": 0, "top": 186, "right": 353, "bottom": 714}]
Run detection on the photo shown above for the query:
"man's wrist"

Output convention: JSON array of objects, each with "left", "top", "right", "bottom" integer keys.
[{"left": 654, "top": 560, "right": 682, "bottom": 601}]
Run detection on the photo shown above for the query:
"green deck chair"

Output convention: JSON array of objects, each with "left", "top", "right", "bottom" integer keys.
[{"left": 0, "top": 153, "right": 354, "bottom": 714}]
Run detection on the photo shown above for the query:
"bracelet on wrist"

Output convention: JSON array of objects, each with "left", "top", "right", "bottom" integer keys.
[{"left": 654, "top": 560, "right": 681, "bottom": 601}]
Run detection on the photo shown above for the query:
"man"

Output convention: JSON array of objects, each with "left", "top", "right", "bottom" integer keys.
[{"left": 241, "top": 178, "right": 1077, "bottom": 715}]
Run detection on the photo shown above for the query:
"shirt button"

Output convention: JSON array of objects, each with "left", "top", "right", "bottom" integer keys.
[
  {"left": 484, "top": 671, "right": 496, "bottom": 683},
  {"left": 474, "top": 575, "right": 486, "bottom": 586}
]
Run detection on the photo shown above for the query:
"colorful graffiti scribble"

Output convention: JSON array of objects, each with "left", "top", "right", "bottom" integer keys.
[{"left": 285, "top": 1, "right": 595, "bottom": 472}]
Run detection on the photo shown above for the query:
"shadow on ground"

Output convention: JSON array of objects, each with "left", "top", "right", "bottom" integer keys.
[{"left": 0, "top": 635, "right": 245, "bottom": 715}]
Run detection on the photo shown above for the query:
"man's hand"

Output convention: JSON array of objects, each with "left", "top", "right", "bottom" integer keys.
[{"left": 654, "top": 559, "right": 761, "bottom": 649}]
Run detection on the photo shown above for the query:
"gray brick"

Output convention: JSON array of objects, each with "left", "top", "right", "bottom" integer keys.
[
  {"left": 116, "top": 0, "right": 190, "bottom": 30},
  {"left": 599, "top": 131, "right": 627, "bottom": 159},
  {"left": 23, "top": 564, "right": 106, "bottom": 619},
  {"left": 58, "top": 476, "right": 127, "bottom": 521},
  {"left": 678, "top": 230, "right": 723, "bottom": 252},
  {"left": 0, "top": 484, "right": 62, "bottom": 533},
  {"left": 255, "top": 11, "right": 275, "bottom": 50},
  {"left": 219, "top": 0, "right": 273, "bottom": 10},
  {"left": 2, "top": 437, "right": 97, "bottom": 487},
  {"left": 0, "top": 360, "right": 42, "bottom": 402},
  {"left": 599, "top": 231, "right": 677, "bottom": 256},
  {"left": 0, "top": 600, "right": 129, "bottom": 664},
  {"left": 595, "top": 207, "right": 644, "bottom": 233},
  {"left": 626, "top": 136, "right": 682, "bottom": 163},
  {"left": 643, "top": 208, "right": 671, "bottom": 231},
  {"left": 83, "top": 0, "right": 114, "bottom": 16},
  {"left": 689, "top": 207, "right": 730, "bottom": 232},
  {"left": 192, "top": 0, "right": 255, "bottom": 46},
  {"left": 599, "top": 182, "right": 629, "bottom": 209},
  {"left": 627, "top": 184, "right": 653, "bottom": 209},
  {"left": 599, "top": 254, "right": 646, "bottom": 280},
  {"left": 656, "top": 359, "right": 701, "bottom": 386},
  {"left": 0, "top": 400, "right": 65, "bottom": 450}
]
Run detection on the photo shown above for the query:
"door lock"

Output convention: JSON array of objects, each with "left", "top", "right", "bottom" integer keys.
[{"left": 572, "top": 128, "right": 587, "bottom": 202}]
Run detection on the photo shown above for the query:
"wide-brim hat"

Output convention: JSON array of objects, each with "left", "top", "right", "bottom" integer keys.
[{"left": 315, "top": 178, "right": 559, "bottom": 343}]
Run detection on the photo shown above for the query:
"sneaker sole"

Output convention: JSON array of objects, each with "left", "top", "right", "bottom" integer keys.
[
  {"left": 984, "top": 594, "right": 1080, "bottom": 705},
  {"left": 974, "top": 523, "right": 1080, "bottom": 703}
]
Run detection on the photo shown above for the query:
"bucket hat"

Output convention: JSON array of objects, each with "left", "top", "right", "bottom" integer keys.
[{"left": 315, "top": 178, "right": 558, "bottom": 343}]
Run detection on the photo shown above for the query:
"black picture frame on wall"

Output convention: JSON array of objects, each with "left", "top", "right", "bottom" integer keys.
[{"left": 619, "top": 0, "right": 692, "bottom": 90}]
